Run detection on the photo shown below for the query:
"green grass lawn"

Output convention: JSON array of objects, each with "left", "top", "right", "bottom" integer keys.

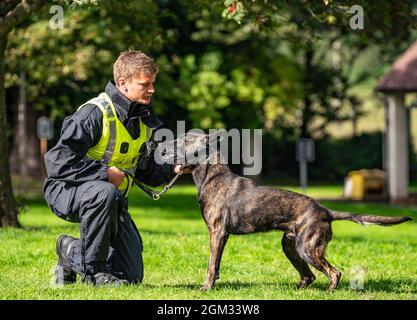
[{"left": 0, "top": 184, "right": 416, "bottom": 300}]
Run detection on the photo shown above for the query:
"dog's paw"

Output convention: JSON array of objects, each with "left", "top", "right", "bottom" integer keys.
[
  {"left": 297, "top": 276, "right": 316, "bottom": 289},
  {"left": 199, "top": 285, "right": 212, "bottom": 291}
]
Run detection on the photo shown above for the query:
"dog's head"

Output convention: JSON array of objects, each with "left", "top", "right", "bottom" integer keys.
[{"left": 155, "top": 130, "right": 225, "bottom": 168}]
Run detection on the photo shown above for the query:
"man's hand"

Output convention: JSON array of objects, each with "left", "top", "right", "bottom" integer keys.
[
  {"left": 174, "top": 165, "right": 192, "bottom": 174},
  {"left": 108, "top": 166, "right": 125, "bottom": 187}
]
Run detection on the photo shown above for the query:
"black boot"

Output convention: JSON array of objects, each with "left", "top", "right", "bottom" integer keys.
[
  {"left": 55, "top": 235, "right": 77, "bottom": 285},
  {"left": 82, "top": 272, "right": 129, "bottom": 287}
]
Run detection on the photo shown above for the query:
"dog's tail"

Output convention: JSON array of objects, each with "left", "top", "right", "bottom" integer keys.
[{"left": 329, "top": 210, "right": 412, "bottom": 226}]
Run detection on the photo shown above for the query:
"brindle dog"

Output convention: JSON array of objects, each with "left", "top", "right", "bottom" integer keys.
[{"left": 157, "top": 131, "right": 412, "bottom": 291}]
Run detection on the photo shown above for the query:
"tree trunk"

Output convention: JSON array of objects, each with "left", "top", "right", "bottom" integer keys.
[
  {"left": 301, "top": 44, "right": 314, "bottom": 138},
  {"left": 0, "top": 0, "right": 47, "bottom": 227},
  {"left": 10, "top": 95, "right": 42, "bottom": 180},
  {"left": 0, "top": 34, "right": 19, "bottom": 227}
]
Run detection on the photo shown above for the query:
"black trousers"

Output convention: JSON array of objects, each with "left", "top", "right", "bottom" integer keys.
[{"left": 45, "top": 180, "right": 143, "bottom": 283}]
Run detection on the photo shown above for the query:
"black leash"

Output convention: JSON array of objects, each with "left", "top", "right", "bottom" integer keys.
[
  {"left": 138, "top": 150, "right": 212, "bottom": 200},
  {"left": 123, "top": 168, "right": 184, "bottom": 200},
  {"left": 120, "top": 139, "right": 214, "bottom": 200}
]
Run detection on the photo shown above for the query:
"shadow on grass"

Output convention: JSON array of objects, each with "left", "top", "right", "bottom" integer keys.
[
  {"left": 22, "top": 225, "right": 64, "bottom": 231},
  {"left": 21, "top": 225, "right": 79, "bottom": 234},
  {"left": 21, "top": 192, "right": 202, "bottom": 220},
  {"left": 332, "top": 235, "right": 417, "bottom": 245},
  {"left": 139, "top": 228, "right": 207, "bottom": 236},
  {"left": 360, "top": 278, "right": 417, "bottom": 294},
  {"left": 310, "top": 278, "right": 417, "bottom": 294},
  {"left": 141, "top": 278, "right": 417, "bottom": 295},
  {"left": 205, "top": 280, "right": 297, "bottom": 291},
  {"left": 141, "top": 283, "right": 201, "bottom": 290},
  {"left": 141, "top": 280, "right": 363, "bottom": 293},
  {"left": 130, "top": 193, "right": 199, "bottom": 208},
  {"left": 141, "top": 280, "right": 296, "bottom": 291},
  {"left": 22, "top": 191, "right": 417, "bottom": 224}
]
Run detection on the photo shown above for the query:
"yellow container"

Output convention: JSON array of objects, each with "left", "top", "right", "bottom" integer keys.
[{"left": 344, "top": 169, "right": 385, "bottom": 200}]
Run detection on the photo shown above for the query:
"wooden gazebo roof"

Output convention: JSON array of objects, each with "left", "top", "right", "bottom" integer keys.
[{"left": 377, "top": 40, "right": 417, "bottom": 93}]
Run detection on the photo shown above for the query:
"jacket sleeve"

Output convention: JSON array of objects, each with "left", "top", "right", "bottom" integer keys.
[
  {"left": 134, "top": 151, "right": 175, "bottom": 187},
  {"left": 44, "top": 104, "right": 109, "bottom": 184}
]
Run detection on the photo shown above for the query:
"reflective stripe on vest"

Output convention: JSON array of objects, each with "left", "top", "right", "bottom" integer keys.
[
  {"left": 101, "top": 94, "right": 117, "bottom": 165},
  {"left": 77, "top": 92, "right": 153, "bottom": 196}
]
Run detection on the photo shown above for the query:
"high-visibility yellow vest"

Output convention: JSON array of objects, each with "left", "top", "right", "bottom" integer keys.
[{"left": 78, "top": 92, "right": 152, "bottom": 197}]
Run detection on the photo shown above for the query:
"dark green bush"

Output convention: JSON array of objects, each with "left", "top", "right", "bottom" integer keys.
[{"left": 259, "top": 132, "right": 417, "bottom": 184}]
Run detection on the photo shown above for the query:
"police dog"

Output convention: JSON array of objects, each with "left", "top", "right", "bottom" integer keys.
[{"left": 157, "top": 131, "right": 412, "bottom": 291}]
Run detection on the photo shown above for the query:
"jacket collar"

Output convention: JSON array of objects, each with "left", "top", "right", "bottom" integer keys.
[{"left": 105, "top": 80, "right": 163, "bottom": 129}]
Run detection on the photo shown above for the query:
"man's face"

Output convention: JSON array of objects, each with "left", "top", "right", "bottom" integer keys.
[{"left": 119, "top": 73, "right": 156, "bottom": 105}]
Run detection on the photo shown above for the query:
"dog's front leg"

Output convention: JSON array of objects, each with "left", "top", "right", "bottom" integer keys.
[{"left": 200, "top": 231, "right": 229, "bottom": 291}]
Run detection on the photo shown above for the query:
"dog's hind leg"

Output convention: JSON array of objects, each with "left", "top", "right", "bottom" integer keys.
[
  {"left": 201, "top": 230, "right": 229, "bottom": 291},
  {"left": 296, "top": 224, "right": 341, "bottom": 291},
  {"left": 282, "top": 233, "right": 316, "bottom": 288}
]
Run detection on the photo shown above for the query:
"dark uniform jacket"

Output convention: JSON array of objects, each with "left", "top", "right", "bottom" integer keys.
[{"left": 43, "top": 81, "right": 174, "bottom": 213}]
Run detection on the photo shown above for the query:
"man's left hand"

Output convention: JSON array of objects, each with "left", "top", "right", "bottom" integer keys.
[{"left": 174, "top": 165, "right": 192, "bottom": 174}]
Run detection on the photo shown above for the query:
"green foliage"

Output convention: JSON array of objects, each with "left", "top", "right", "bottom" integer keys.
[
  {"left": 60, "top": 0, "right": 99, "bottom": 9},
  {"left": 6, "top": 0, "right": 415, "bottom": 128},
  {"left": 262, "top": 132, "right": 390, "bottom": 183},
  {"left": 311, "top": 133, "right": 384, "bottom": 182},
  {"left": 178, "top": 52, "right": 230, "bottom": 128},
  {"left": 6, "top": 1, "right": 162, "bottom": 120},
  {"left": 222, "top": 0, "right": 247, "bottom": 24},
  {"left": 4, "top": 0, "right": 417, "bottom": 183}
]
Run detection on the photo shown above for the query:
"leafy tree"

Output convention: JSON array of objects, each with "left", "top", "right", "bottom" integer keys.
[
  {"left": 220, "top": 0, "right": 416, "bottom": 138},
  {"left": 1, "top": 0, "right": 108, "bottom": 227},
  {"left": 0, "top": 0, "right": 46, "bottom": 227},
  {"left": 2, "top": 0, "right": 417, "bottom": 227},
  {"left": 2, "top": 0, "right": 170, "bottom": 227}
]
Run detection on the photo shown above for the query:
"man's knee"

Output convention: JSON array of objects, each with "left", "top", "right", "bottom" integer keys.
[
  {"left": 78, "top": 182, "right": 119, "bottom": 219},
  {"left": 98, "top": 182, "right": 118, "bottom": 206}
]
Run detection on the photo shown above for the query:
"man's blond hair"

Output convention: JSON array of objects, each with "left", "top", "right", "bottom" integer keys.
[{"left": 113, "top": 50, "right": 158, "bottom": 83}]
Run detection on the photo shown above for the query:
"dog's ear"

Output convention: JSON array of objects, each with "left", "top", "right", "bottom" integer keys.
[
  {"left": 208, "top": 129, "right": 225, "bottom": 144},
  {"left": 177, "top": 133, "right": 187, "bottom": 141}
]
